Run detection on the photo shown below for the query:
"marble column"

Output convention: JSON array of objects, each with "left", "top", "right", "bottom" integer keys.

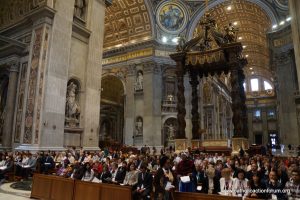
[
  {"left": 81, "top": 0, "right": 107, "bottom": 150},
  {"left": 31, "top": 0, "right": 74, "bottom": 151},
  {"left": 142, "top": 62, "right": 162, "bottom": 147},
  {"left": 190, "top": 69, "right": 200, "bottom": 139},
  {"left": 289, "top": 0, "right": 300, "bottom": 89},
  {"left": 2, "top": 62, "right": 19, "bottom": 149},
  {"left": 124, "top": 65, "right": 135, "bottom": 145}
]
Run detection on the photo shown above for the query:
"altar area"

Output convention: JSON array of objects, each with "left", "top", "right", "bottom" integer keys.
[{"left": 170, "top": 11, "right": 249, "bottom": 155}]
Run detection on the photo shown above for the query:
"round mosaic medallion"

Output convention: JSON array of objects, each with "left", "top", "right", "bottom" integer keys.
[{"left": 156, "top": 2, "right": 188, "bottom": 34}]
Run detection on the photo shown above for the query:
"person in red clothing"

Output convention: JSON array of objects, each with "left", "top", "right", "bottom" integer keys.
[
  {"left": 92, "top": 160, "right": 103, "bottom": 177},
  {"left": 176, "top": 153, "right": 195, "bottom": 192}
]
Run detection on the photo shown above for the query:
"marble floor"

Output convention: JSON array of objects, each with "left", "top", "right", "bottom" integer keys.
[{"left": 0, "top": 182, "right": 31, "bottom": 200}]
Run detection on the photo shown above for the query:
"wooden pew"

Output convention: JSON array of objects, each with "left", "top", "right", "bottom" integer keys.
[
  {"left": 73, "top": 180, "right": 132, "bottom": 200},
  {"left": 100, "top": 183, "right": 132, "bottom": 200},
  {"left": 31, "top": 174, "right": 74, "bottom": 200},
  {"left": 174, "top": 192, "right": 243, "bottom": 200}
]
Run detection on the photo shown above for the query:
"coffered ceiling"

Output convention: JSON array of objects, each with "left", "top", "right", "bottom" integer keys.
[
  {"left": 194, "top": 0, "right": 272, "bottom": 77},
  {"left": 104, "top": 0, "right": 152, "bottom": 50}
]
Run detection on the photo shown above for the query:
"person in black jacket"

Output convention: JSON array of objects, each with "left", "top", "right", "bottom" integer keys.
[
  {"left": 154, "top": 156, "right": 175, "bottom": 199},
  {"left": 133, "top": 163, "right": 153, "bottom": 200},
  {"left": 265, "top": 170, "right": 286, "bottom": 199},
  {"left": 247, "top": 173, "right": 268, "bottom": 199},
  {"left": 192, "top": 164, "right": 208, "bottom": 193},
  {"left": 246, "top": 163, "right": 262, "bottom": 181},
  {"left": 41, "top": 153, "right": 55, "bottom": 174},
  {"left": 114, "top": 161, "right": 127, "bottom": 184},
  {"left": 98, "top": 164, "right": 112, "bottom": 183}
]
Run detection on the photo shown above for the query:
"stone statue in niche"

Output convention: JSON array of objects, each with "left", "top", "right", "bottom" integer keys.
[
  {"left": 135, "top": 117, "right": 143, "bottom": 136},
  {"left": 65, "top": 81, "right": 80, "bottom": 127},
  {"left": 74, "top": 0, "right": 86, "bottom": 20},
  {"left": 134, "top": 71, "right": 143, "bottom": 91}
]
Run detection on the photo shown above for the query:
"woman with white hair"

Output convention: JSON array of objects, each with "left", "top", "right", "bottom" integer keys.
[{"left": 219, "top": 168, "right": 234, "bottom": 196}]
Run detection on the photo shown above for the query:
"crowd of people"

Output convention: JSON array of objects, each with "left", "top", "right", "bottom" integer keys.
[{"left": 0, "top": 146, "right": 299, "bottom": 200}]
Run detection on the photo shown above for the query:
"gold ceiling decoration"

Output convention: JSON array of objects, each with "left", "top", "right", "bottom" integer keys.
[
  {"left": 193, "top": 0, "right": 272, "bottom": 77},
  {"left": 104, "top": 0, "right": 151, "bottom": 50}
]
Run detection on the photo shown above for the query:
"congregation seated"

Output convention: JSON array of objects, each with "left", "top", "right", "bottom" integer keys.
[
  {"left": 0, "top": 155, "right": 13, "bottom": 181},
  {"left": 56, "top": 159, "right": 72, "bottom": 178},
  {"left": 15, "top": 153, "right": 37, "bottom": 180},
  {"left": 1, "top": 145, "right": 299, "bottom": 200}
]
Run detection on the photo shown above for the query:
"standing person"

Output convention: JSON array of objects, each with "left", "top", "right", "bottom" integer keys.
[
  {"left": 133, "top": 164, "right": 153, "bottom": 200},
  {"left": 176, "top": 153, "right": 195, "bottom": 192},
  {"left": 192, "top": 164, "right": 208, "bottom": 193},
  {"left": 154, "top": 156, "right": 175, "bottom": 200},
  {"left": 239, "top": 147, "right": 245, "bottom": 158}
]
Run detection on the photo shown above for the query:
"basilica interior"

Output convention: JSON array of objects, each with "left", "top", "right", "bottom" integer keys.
[
  {"left": 1, "top": 0, "right": 300, "bottom": 200},
  {"left": 0, "top": 0, "right": 299, "bottom": 154}
]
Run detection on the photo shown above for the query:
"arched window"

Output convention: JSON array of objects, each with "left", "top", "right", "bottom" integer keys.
[
  {"left": 250, "top": 78, "right": 259, "bottom": 91},
  {"left": 264, "top": 81, "right": 273, "bottom": 90},
  {"left": 243, "top": 82, "right": 246, "bottom": 91}
]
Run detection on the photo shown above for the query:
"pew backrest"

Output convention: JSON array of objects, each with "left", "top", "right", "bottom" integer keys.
[{"left": 174, "top": 192, "right": 243, "bottom": 200}]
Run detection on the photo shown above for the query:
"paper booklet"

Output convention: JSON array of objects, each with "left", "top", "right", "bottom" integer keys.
[{"left": 180, "top": 176, "right": 190, "bottom": 183}]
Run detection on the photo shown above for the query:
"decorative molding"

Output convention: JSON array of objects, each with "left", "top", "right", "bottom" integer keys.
[
  {"left": 23, "top": 26, "right": 44, "bottom": 144},
  {"left": 274, "top": 51, "right": 292, "bottom": 64},
  {"left": 9, "top": 62, "right": 20, "bottom": 72},
  {"left": 14, "top": 145, "right": 67, "bottom": 152},
  {"left": 0, "top": 0, "right": 47, "bottom": 29},
  {"left": 14, "top": 62, "right": 28, "bottom": 143},
  {"left": 72, "top": 20, "right": 91, "bottom": 43},
  {"left": 102, "top": 48, "right": 153, "bottom": 66}
]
